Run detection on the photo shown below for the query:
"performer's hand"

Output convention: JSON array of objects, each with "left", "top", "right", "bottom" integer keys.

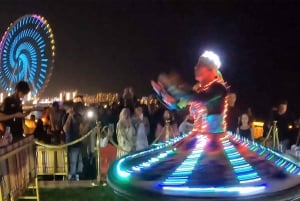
[
  {"left": 158, "top": 72, "right": 183, "bottom": 88},
  {"left": 151, "top": 80, "right": 178, "bottom": 110},
  {"left": 157, "top": 72, "right": 191, "bottom": 100},
  {"left": 151, "top": 80, "right": 163, "bottom": 97}
]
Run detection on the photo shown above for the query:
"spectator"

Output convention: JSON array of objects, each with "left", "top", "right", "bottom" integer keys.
[
  {"left": 155, "top": 110, "right": 179, "bottom": 142},
  {"left": 226, "top": 92, "right": 240, "bottom": 133},
  {"left": 147, "top": 97, "right": 161, "bottom": 144},
  {"left": 100, "top": 125, "right": 116, "bottom": 183},
  {"left": 41, "top": 107, "right": 51, "bottom": 135},
  {"left": 236, "top": 113, "right": 253, "bottom": 140},
  {"left": 1, "top": 81, "right": 30, "bottom": 141},
  {"left": 98, "top": 106, "right": 109, "bottom": 126},
  {"left": 121, "top": 87, "right": 136, "bottom": 113},
  {"left": 247, "top": 107, "right": 255, "bottom": 124},
  {"left": 116, "top": 108, "right": 136, "bottom": 158},
  {"left": 49, "top": 101, "right": 64, "bottom": 144},
  {"left": 34, "top": 118, "right": 48, "bottom": 142},
  {"left": 63, "top": 102, "right": 84, "bottom": 181},
  {"left": 23, "top": 114, "right": 37, "bottom": 135},
  {"left": 269, "top": 100, "right": 294, "bottom": 151},
  {"left": 132, "top": 105, "right": 150, "bottom": 151}
]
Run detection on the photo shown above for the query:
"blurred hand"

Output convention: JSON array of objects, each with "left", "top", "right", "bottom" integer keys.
[
  {"left": 14, "top": 112, "right": 27, "bottom": 118},
  {"left": 4, "top": 133, "right": 13, "bottom": 143},
  {"left": 0, "top": 137, "right": 9, "bottom": 147}
]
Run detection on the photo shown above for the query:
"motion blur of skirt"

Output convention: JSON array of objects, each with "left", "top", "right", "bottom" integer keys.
[{"left": 107, "top": 131, "right": 300, "bottom": 200}]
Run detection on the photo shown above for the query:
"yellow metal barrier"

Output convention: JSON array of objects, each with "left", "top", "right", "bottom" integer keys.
[
  {"left": 35, "top": 127, "right": 97, "bottom": 181},
  {"left": 0, "top": 136, "right": 38, "bottom": 201},
  {"left": 36, "top": 146, "right": 68, "bottom": 180}
]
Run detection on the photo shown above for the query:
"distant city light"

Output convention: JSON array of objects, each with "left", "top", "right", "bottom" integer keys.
[{"left": 66, "top": 92, "right": 71, "bottom": 101}]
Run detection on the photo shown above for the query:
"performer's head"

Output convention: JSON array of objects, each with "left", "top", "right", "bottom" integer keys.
[{"left": 194, "top": 51, "right": 221, "bottom": 84}]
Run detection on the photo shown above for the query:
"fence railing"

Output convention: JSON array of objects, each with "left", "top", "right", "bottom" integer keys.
[
  {"left": 34, "top": 125, "right": 99, "bottom": 182},
  {"left": 0, "top": 136, "right": 36, "bottom": 201},
  {"left": 36, "top": 146, "right": 68, "bottom": 180}
]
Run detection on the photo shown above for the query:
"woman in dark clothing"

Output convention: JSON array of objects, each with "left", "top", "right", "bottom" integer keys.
[{"left": 236, "top": 113, "right": 253, "bottom": 140}]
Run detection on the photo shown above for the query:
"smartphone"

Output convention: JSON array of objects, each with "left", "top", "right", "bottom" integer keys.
[{"left": 5, "top": 126, "right": 10, "bottom": 134}]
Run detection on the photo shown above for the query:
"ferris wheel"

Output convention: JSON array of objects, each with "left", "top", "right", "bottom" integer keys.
[{"left": 0, "top": 14, "right": 55, "bottom": 97}]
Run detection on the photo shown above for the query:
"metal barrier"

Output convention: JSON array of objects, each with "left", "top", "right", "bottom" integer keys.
[
  {"left": 35, "top": 126, "right": 98, "bottom": 181},
  {"left": 0, "top": 136, "right": 38, "bottom": 201},
  {"left": 36, "top": 146, "right": 68, "bottom": 180}
]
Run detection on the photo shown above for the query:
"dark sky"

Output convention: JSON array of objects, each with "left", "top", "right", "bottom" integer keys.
[{"left": 1, "top": 0, "right": 300, "bottom": 118}]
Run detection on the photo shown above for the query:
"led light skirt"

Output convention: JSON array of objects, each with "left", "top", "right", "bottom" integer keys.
[
  {"left": 162, "top": 185, "right": 266, "bottom": 196},
  {"left": 108, "top": 131, "right": 300, "bottom": 200},
  {"left": 163, "top": 136, "right": 207, "bottom": 185}
]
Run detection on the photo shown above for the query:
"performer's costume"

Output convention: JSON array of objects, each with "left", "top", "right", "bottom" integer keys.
[{"left": 108, "top": 51, "right": 300, "bottom": 200}]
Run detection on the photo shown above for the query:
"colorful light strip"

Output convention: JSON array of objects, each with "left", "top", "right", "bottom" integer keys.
[
  {"left": 126, "top": 133, "right": 188, "bottom": 160},
  {"left": 222, "top": 138, "right": 261, "bottom": 183},
  {"left": 223, "top": 96, "right": 228, "bottom": 131},
  {"left": 132, "top": 149, "right": 175, "bottom": 172},
  {"left": 116, "top": 158, "right": 130, "bottom": 179},
  {"left": 116, "top": 133, "right": 190, "bottom": 179},
  {"left": 163, "top": 135, "right": 207, "bottom": 185},
  {"left": 189, "top": 102, "right": 206, "bottom": 132},
  {"left": 162, "top": 185, "right": 266, "bottom": 196},
  {"left": 232, "top": 134, "right": 300, "bottom": 175}
]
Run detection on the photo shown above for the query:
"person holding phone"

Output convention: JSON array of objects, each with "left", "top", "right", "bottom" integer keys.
[
  {"left": 132, "top": 105, "right": 150, "bottom": 151},
  {"left": 1, "top": 81, "right": 30, "bottom": 142}
]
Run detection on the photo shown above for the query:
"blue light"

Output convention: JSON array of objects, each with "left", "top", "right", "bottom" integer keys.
[
  {"left": 222, "top": 138, "right": 261, "bottom": 184},
  {"left": 231, "top": 133, "right": 300, "bottom": 175},
  {"left": 114, "top": 133, "right": 190, "bottom": 180},
  {"left": 162, "top": 136, "right": 207, "bottom": 186},
  {"left": 126, "top": 133, "right": 188, "bottom": 160},
  {"left": 116, "top": 158, "right": 130, "bottom": 178},
  {"left": 0, "top": 15, "right": 54, "bottom": 96},
  {"left": 162, "top": 185, "right": 266, "bottom": 196}
]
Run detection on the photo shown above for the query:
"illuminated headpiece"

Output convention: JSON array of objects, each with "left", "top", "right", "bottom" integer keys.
[{"left": 197, "top": 50, "right": 221, "bottom": 69}]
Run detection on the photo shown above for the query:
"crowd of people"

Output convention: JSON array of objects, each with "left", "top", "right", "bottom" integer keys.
[{"left": 0, "top": 81, "right": 299, "bottom": 182}]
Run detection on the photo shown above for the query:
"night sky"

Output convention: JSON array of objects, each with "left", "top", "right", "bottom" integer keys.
[{"left": 1, "top": 0, "right": 300, "bottom": 119}]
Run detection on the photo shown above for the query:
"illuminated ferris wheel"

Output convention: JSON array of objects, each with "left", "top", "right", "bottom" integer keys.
[{"left": 0, "top": 14, "right": 55, "bottom": 97}]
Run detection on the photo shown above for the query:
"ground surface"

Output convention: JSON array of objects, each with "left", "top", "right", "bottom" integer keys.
[{"left": 38, "top": 186, "right": 122, "bottom": 201}]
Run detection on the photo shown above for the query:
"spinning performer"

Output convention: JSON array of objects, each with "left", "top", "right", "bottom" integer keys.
[{"left": 108, "top": 51, "right": 300, "bottom": 201}]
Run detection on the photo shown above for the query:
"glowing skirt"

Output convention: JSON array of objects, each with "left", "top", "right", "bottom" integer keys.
[{"left": 107, "top": 131, "right": 300, "bottom": 200}]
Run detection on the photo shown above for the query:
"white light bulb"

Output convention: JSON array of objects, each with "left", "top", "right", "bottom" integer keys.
[{"left": 201, "top": 50, "right": 221, "bottom": 68}]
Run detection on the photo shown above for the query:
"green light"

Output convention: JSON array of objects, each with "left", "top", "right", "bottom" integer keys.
[{"left": 116, "top": 158, "right": 130, "bottom": 180}]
